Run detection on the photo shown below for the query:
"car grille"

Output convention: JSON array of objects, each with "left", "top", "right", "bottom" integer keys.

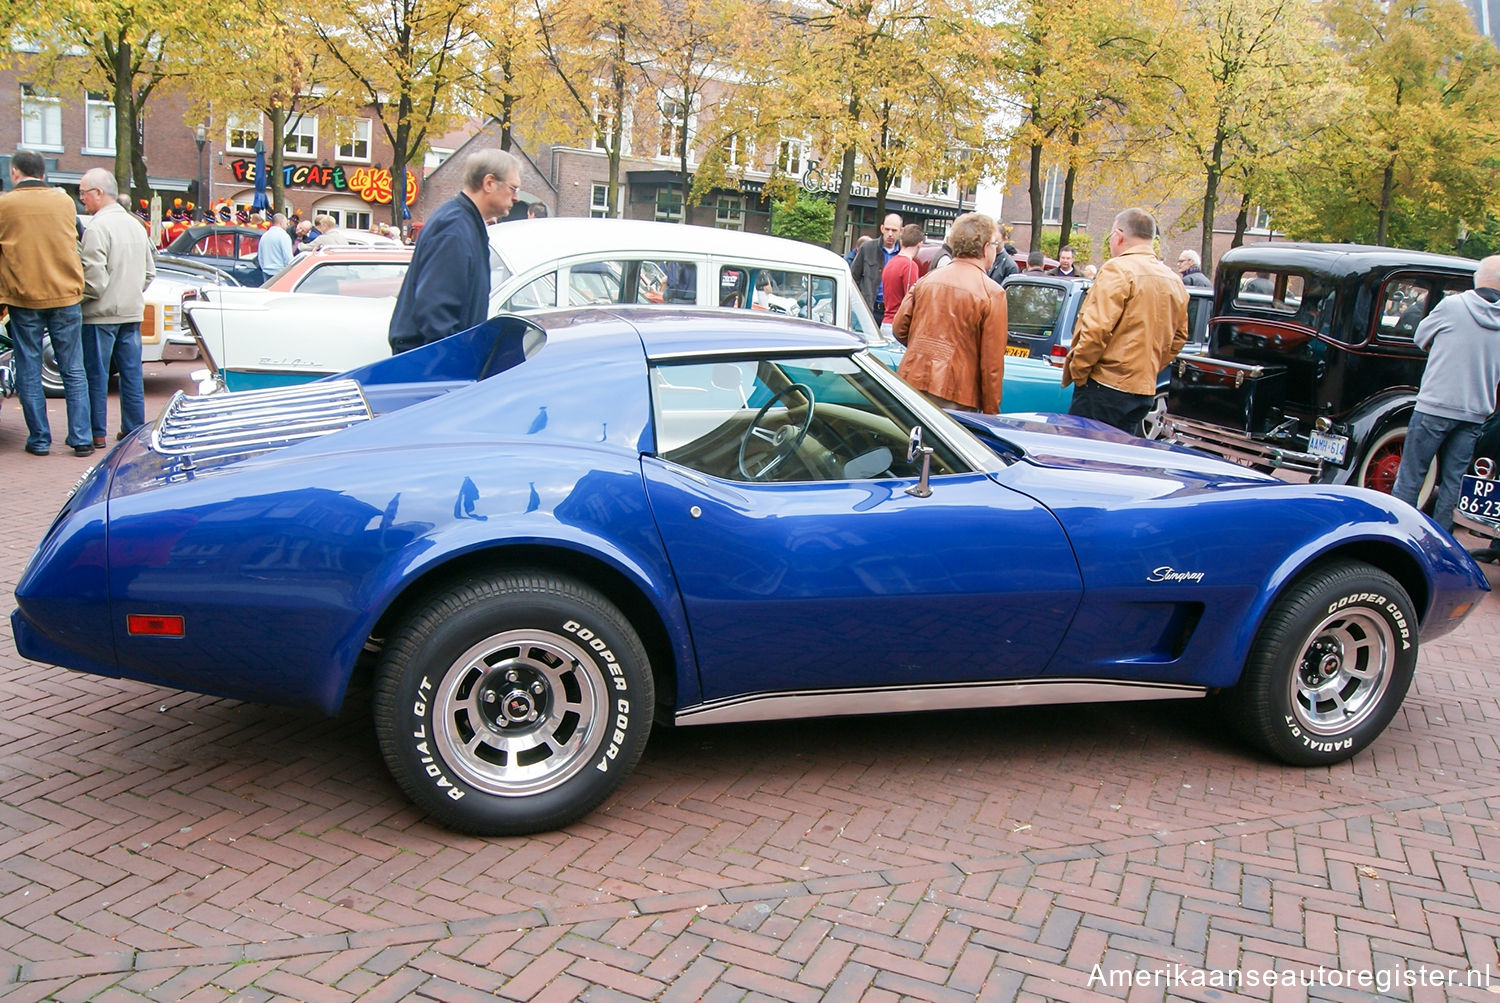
[{"left": 151, "top": 380, "right": 373, "bottom": 465}]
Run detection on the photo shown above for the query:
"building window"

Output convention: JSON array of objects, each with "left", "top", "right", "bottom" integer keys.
[
  {"left": 84, "top": 92, "right": 115, "bottom": 155},
  {"left": 590, "top": 183, "right": 611, "bottom": 218},
  {"left": 1041, "top": 165, "right": 1064, "bottom": 224},
  {"left": 424, "top": 147, "right": 452, "bottom": 171},
  {"left": 657, "top": 93, "right": 696, "bottom": 162},
  {"left": 20, "top": 84, "right": 61, "bottom": 150},
  {"left": 1249, "top": 206, "right": 1271, "bottom": 232},
  {"left": 226, "top": 115, "right": 260, "bottom": 154},
  {"left": 715, "top": 195, "right": 744, "bottom": 231},
  {"left": 336, "top": 118, "right": 371, "bottom": 162},
  {"left": 891, "top": 169, "right": 909, "bottom": 192},
  {"left": 282, "top": 114, "right": 317, "bottom": 159},
  {"left": 591, "top": 92, "right": 631, "bottom": 155},
  {"left": 725, "top": 133, "right": 754, "bottom": 170},
  {"left": 327, "top": 208, "right": 372, "bottom": 230},
  {"left": 654, "top": 187, "right": 683, "bottom": 223},
  {"left": 779, "top": 137, "right": 806, "bottom": 176}
]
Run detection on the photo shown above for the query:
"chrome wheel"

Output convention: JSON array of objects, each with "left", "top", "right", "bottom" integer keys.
[
  {"left": 432, "top": 628, "right": 608, "bottom": 797},
  {"left": 1289, "top": 607, "right": 1394, "bottom": 736}
]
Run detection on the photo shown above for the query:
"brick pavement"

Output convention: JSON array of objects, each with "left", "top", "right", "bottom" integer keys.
[{"left": 1, "top": 365, "right": 1499, "bottom": 1001}]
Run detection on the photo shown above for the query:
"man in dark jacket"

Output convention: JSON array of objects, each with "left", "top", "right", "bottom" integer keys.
[
  {"left": 389, "top": 149, "right": 520, "bottom": 354},
  {"left": 849, "top": 214, "right": 902, "bottom": 316},
  {"left": 1177, "top": 249, "right": 1212, "bottom": 288}
]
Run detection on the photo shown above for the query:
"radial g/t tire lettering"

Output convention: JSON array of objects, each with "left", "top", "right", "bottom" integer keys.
[
  {"left": 1230, "top": 560, "right": 1416, "bottom": 767},
  {"left": 374, "top": 571, "right": 653, "bottom": 835}
]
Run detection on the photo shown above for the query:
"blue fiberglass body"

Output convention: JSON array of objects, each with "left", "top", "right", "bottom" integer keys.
[{"left": 11, "top": 306, "right": 1488, "bottom": 834}]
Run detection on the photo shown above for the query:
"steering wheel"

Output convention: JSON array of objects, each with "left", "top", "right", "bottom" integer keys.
[{"left": 737, "top": 383, "right": 816, "bottom": 480}]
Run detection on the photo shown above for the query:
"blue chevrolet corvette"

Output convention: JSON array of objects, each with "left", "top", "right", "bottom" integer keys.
[{"left": 13, "top": 307, "right": 1489, "bottom": 835}]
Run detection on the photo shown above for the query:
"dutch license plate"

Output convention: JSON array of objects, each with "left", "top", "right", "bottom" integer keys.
[
  {"left": 1005, "top": 345, "right": 1031, "bottom": 358},
  {"left": 1307, "top": 430, "right": 1348, "bottom": 464},
  {"left": 1459, "top": 475, "right": 1500, "bottom": 522}
]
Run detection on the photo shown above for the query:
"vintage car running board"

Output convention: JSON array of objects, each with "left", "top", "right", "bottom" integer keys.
[
  {"left": 151, "top": 379, "right": 373, "bottom": 464},
  {"left": 675, "top": 678, "right": 1207, "bottom": 727}
]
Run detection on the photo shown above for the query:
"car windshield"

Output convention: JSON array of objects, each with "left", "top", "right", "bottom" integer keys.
[{"left": 652, "top": 354, "right": 969, "bottom": 483}]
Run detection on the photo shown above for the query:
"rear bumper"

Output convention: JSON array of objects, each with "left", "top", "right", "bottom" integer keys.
[{"left": 1165, "top": 416, "right": 1322, "bottom": 479}]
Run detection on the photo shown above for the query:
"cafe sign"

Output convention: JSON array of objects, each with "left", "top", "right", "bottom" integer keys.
[{"left": 230, "top": 159, "right": 418, "bottom": 206}]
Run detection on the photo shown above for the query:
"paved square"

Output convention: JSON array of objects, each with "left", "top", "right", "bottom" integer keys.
[{"left": 2, "top": 365, "right": 1498, "bottom": 1001}]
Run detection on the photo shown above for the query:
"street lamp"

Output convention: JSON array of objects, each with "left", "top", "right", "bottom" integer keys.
[{"left": 194, "top": 123, "right": 207, "bottom": 220}]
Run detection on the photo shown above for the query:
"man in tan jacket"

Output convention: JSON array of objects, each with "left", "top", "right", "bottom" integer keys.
[
  {"left": 892, "top": 212, "right": 1008, "bottom": 414},
  {"left": 1062, "top": 207, "right": 1188, "bottom": 435},
  {"left": 78, "top": 168, "right": 155, "bottom": 447},
  {"left": 0, "top": 149, "right": 91, "bottom": 456}
]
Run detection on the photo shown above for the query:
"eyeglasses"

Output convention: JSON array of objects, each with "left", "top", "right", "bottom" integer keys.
[
  {"left": 78, "top": 187, "right": 100, "bottom": 197},
  {"left": 492, "top": 177, "right": 520, "bottom": 195}
]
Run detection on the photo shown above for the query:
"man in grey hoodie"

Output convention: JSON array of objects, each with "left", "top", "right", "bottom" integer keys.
[{"left": 1391, "top": 255, "right": 1500, "bottom": 530}]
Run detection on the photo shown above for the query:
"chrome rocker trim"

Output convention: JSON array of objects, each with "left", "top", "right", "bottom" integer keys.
[{"left": 675, "top": 678, "right": 1208, "bottom": 727}]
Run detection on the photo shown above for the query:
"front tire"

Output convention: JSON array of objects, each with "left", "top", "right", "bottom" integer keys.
[
  {"left": 1231, "top": 561, "right": 1416, "bottom": 766},
  {"left": 374, "top": 571, "right": 654, "bottom": 835}
]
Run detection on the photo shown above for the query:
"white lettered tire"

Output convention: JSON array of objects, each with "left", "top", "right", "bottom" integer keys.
[
  {"left": 374, "top": 571, "right": 653, "bottom": 835},
  {"left": 1231, "top": 561, "right": 1417, "bottom": 766}
]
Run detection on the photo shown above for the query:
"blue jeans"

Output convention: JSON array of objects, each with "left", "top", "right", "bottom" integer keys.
[
  {"left": 82, "top": 322, "right": 145, "bottom": 439},
  {"left": 1391, "top": 410, "right": 1481, "bottom": 531},
  {"left": 9, "top": 304, "right": 89, "bottom": 452}
]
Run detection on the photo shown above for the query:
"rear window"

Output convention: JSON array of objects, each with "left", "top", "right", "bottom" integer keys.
[
  {"left": 1005, "top": 284, "right": 1067, "bottom": 350},
  {"left": 1232, "top": 271, "right": 1305, "bottom": 313},
  {"left": 294, "top": 262, "right": 407, "bottom": 298}
]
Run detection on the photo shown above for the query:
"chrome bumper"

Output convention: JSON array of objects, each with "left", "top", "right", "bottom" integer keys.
[{"left": 1165, "top": 416, "right": 1323, "bottom": 478}]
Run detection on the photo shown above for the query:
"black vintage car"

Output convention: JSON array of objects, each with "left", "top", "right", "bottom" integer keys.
[{"left": 1166, "top": 243, "right": 1477, "bottom": 496}]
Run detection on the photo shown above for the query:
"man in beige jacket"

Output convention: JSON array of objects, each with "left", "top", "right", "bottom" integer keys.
[
  {"left": 78, "top": 168, "right": 155, "bottom": 446},
  {"left": 1062, "top": 207, "right": 1188, "bottom": 435}
]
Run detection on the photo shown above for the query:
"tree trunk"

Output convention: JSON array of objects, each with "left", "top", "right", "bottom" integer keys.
[
  {"left": 1232, "top": 191, "right": 1250, "bottom": 249},
  {"left": 1058, "top": 162, "right": 1076, "bottom": 250},
  {"left": 112, "top": 36, "right": 133, "bottom": 199},
  {"left": 1198, "top": 132, "right": 1225, "bottom": 266},
  {"left": 1377, "top": 158, "right": 1395, "bottom": 246},
  {"left": 1027, "top": 141, "right": 1043, "bottom": 252},
  {"left": 677, "top": 91, "right": 690, "bottom": 225},
  {"left": 831, "top": 144, "right": 857, "bottom": 254},
  {"left": 269, "top": 106, "right": 286, "bottom": 217}
]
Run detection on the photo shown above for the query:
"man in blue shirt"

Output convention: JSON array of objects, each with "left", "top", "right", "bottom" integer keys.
[
  {"left": 256, "top": 213, "right": 293, "bottom": 282},
  {"left": 389, "top": 150, "right": 521, "bottom": 354}
]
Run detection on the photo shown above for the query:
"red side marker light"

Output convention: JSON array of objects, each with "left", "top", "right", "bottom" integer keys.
[{"left": 127, "top": 614, "right": 185, "bottom": 637}]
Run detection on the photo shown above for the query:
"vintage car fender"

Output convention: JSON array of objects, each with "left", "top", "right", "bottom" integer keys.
[
  {"left": 967, "top": 414, "right": 1480, "bottom": 689},
  {"left": 1314, "top": 388, "right": 1418, "bottom": 486},
  {"left": 79, "top": 438, "right": 699, "bottom": 717}
]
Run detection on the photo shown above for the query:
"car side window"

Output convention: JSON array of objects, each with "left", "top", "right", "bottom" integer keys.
[
  {"left": 1377, "top": 279, "right": 1432, "bottom": 343},
  {"left": 504, "top": 272, "right": 558, "bottom": 311},
  {"left": 632, "top": 260, "right": 697, "bottom": 305},
  {"left": 567, "top": 262, "right": 622, "bottom": 306},
  {"left": 238, "top": 234, "right": 260, "bottom": 260},
  {"left": 652, "top": 355, "right": 965, "bottom": 483}
]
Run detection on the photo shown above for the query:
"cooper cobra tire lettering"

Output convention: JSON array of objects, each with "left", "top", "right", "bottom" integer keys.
[
  {"left": 374, "top": 572, "right": 653, "bottom": 836},
  {"left": 1230, "top": 561, "right": 1417, "bottom": 768}
]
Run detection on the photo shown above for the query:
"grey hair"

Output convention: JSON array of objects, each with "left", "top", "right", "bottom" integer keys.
[{"left": 463, "top": 149, "right": 520, "bottom": 192}]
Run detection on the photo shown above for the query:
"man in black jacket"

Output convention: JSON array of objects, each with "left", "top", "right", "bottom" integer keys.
[
  {"left": 389, "top": 149, "right": 521, "bottom": 354},
  {"left": 849, "top": 214, "right": 902, "bottom": 316}
]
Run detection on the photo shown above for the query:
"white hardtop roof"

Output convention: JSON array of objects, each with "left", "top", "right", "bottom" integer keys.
[{"left": 486, "top": 218, "right": 850, "bottom": 275}]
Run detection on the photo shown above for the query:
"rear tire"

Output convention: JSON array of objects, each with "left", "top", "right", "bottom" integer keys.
[
  {"left": 1356, "top": 422, "right": 1433, "bottom": 507},
  {"left": 374, "top": 571, "right": 654, "bottom": 835},
  {"left": 1230, "top": 561, "right": 1416, "bottom": 766}
]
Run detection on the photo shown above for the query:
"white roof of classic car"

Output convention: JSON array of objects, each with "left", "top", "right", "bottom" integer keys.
[{"left": 485, "top": 217, "right": 852, "bottom": 275}]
